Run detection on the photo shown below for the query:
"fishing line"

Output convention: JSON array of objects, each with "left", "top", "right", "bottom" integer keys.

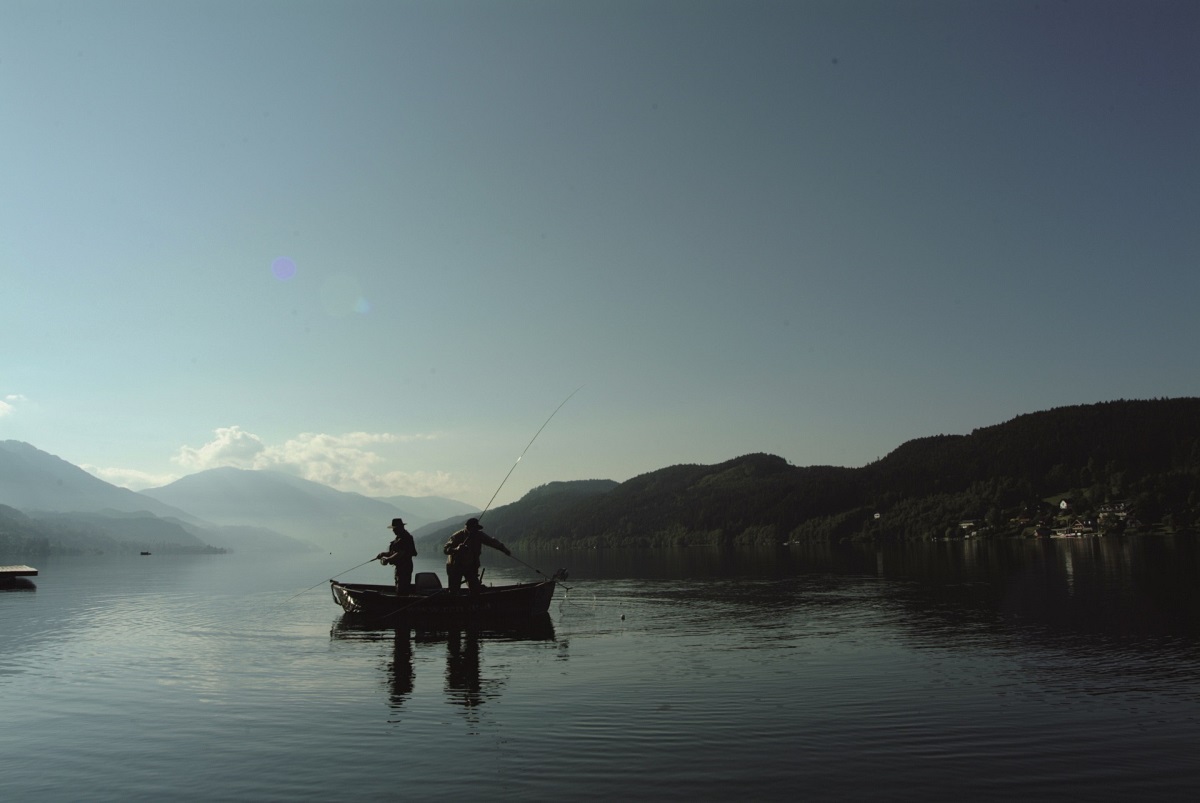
[
  {"left": 506, "top": 554, "right": 572, "bottom": 591},
  {"left": 274, "top": 555, "right": 381, "bottom": 609},
  {"left": 475, "top": 386, "right": 581, "bottom": 588},
  {"left": 559, "top": 591, "right": 625, "bottom": 613},
  {"left": 285, "top": 387, "right": 582, "bottom": 609},
  {"left": 478, "top": 385, "right": 583, "bottom": 522}
]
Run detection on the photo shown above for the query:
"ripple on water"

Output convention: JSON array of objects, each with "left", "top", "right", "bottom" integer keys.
[{"left": 5, "top": 550, "right": 1200, "bottom": 802}]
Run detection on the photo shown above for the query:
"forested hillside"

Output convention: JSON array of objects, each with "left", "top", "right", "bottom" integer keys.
[
  {"left": 0, "top": 505, "right": 225, "bottom": 556},
  {"left": 470, "top": 399, "right": 1200, "bottom": 548}
]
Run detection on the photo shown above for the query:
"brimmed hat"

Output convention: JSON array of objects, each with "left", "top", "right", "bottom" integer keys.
[
  {"left": 465, "top": 518, "right": 481, "bottom": 529},
  {"left": 388, "top": 518, "right": 406, "bottom": 528}
]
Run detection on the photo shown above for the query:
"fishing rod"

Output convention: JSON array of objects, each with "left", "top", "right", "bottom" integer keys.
[
  {"left": 478, "top": 384, "right": 583, "bottom": 523},
  {"left": 473, "top": 386, "right": 582, "bottom": 588},
  {"left": 506, "top": 553, "right": 572, "bottom": 590},
  {"left": 276, "top": 555, "right": 381, "bottom": 608},
  {"left": 286, "top": 387, "right": 582, "bottom": 607}
]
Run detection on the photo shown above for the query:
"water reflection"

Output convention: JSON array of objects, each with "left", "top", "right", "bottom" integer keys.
[
  {"left": 878, "top": 537, "right": 1200, "bottom": 644},
  {"left": 443, "top": 628, "right": 486, "bottom": 712},
  {"left": 537, "top": 537, "right": 1200, "bottom": 629},
  {"left": 331, "top": 614, "right": 558, "bottom": 717},
  {"left": 389, "top": 627, "right": 414, "bottom": 706},
  {"left": 543, "top": 537, "right": 1200, "bottom": 677}
]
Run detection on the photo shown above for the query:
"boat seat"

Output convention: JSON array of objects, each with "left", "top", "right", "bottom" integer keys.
[{"left": 413, "top": 572, "right": 442, "bottom": 591}]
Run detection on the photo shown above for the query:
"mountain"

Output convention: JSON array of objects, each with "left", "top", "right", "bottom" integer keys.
[
  {"left": 0, "top": 440, "right": 194, "bottom": 519},
  {"left": 0, "top": 443, "right": 471, "bottom": 556},
  {"left": 373, "top": 494, "right": 479, "bottom": 529},
  {"left": 0, "top": 443, "right": 314, "bottom": 554},
  {"left": 0, "top": 504, "right": 221, "bottom": 556},
  {"left": 413, "top": 479, "right": 620, "bottom": 547},
  {"left": 484, "top": 459, "right": 855, "bottom": 547},
  {"left": 422, "top": 399, "right": 1200, "bottom": 547},
  {"left": 141, "top": 468, "right": 415, "bottom": 555}
]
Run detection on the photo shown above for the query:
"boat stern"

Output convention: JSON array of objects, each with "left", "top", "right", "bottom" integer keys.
[{"left": 329, "top": 581, "right": 360, "bottom": 613}]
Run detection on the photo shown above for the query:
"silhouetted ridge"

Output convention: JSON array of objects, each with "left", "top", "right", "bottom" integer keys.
[{"left": 448, "top": 398, "right": 1200, "bottom": 547}]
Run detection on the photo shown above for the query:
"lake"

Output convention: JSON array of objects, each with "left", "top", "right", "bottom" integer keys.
[{"left": 2, "top": 536, "right": 1199, "bottom": 801}]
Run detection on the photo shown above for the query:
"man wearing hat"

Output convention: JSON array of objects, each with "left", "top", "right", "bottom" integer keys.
[
  {"left": 377, "top": 518, "right": 418, "bottom": 595},
  {"left": 443, "top": 517, "right": 510, "bottom": 593}
]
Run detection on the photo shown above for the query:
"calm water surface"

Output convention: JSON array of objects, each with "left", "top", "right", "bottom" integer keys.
[{"left": 2, "top": 537, "right": 1198, "bottom": 801}]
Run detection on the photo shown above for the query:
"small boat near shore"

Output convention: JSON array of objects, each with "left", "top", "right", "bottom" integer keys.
[
  {"left": 1, "top": 565, "right": 38, "bottom": 590},
  {"left": 330, "top": 571, "right": 562, "bottom": 620}
]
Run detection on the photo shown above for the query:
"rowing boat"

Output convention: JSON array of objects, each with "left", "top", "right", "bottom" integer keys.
[{"left": 329, "top": 571, "right": 560, "bottom": 619}]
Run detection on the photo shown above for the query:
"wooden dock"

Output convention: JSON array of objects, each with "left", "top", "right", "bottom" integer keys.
[{"left": 1, "top": 565, "right": 38, "bottom": 578}]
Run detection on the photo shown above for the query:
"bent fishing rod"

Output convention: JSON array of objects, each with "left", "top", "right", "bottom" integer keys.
[
  {"left": 477, "top": 386, "right": 582, "bottom": 588},
  {"left": 286, "top": 386, "right": 583, "bottom": 602},
  {"left": 477, "top": 384, "right": 583, "bottom": 523}
]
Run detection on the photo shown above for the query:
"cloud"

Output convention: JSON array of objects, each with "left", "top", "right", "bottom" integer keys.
[
  {"left": 1, "top": 394, "right": 29, "bottom": 417},
  {"left": 172, "top": 426, "right": 455, "bottom": 497},
  {"left": 175, "top": 426, "right": 267, "bottom": 470},
  {"left": 370, "top": 468, "right": 460, "bottom": 498},
  {"left": 85, "top": 465, "right": 181, "bottom": 491}
]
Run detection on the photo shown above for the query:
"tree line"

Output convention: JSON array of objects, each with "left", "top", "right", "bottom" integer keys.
[{"left": 457, "top": 399, "right": 1200, "bottom": 548}]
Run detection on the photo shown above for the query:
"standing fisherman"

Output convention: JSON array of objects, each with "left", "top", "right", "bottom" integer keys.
[
  {"left": 443, "top": 518, "right": 510, "bottom": 592},
  {"left": 377, "top": 518, "right": 418, "bottom": 595}
]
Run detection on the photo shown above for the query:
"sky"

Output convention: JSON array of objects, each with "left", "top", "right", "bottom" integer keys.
[{"left": 3, "top": 0, "right": 1198, "bottom": 509}]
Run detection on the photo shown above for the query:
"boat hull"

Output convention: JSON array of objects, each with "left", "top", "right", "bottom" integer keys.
[{"left": 330, "top": 579, "right": 556, "bottom": 620}]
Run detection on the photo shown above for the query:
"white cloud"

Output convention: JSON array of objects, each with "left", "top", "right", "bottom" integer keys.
[
  {"left": 1, "top": 394, "right": 29, "bottom": 417},
  {"left": 371, "top": 468, "right": 461, "bottom": 498},
  {"left": 175, "top": 425, "right": 267, "bottom": 470},
  {"left": 172, "top": 426, "right": 455, "bottom": 497},
  {"left": 85, "top": 465, "right": 181, "bottom": 492}
]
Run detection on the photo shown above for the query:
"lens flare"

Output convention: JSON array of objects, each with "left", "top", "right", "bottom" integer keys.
[{"left": 271, "top": 257, "right": 297, "bottom": 281}]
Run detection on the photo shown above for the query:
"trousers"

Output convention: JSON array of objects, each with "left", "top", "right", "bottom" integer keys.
[
  {"left": 393, "top": 557, "right": 413, "bottom": 594},
  {"left": 446, "top": 560, "right": 482, "bottom": 592}
]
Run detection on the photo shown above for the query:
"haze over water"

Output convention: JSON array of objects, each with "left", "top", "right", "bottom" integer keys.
[{"left": 3, "top": 536, "right": 1198, "bottom": 801}]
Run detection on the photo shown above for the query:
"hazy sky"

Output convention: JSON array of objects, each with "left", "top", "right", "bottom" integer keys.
[{"left": 3, "top": 0, "right": 1198, "bottom": 508}]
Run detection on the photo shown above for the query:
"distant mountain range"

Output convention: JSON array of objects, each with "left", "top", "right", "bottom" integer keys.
[
  {"left": 141, "top": 467, "right": 477, "bottom": 554},
  {"left": 4, "top": 398, "right": 1199, "bottom": 557},
  {"left": 0, "top": 440, "right": 479, "bottom": 557},
  {"left": 0, "top": 440, "right": 194, "bottom": 520}
]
